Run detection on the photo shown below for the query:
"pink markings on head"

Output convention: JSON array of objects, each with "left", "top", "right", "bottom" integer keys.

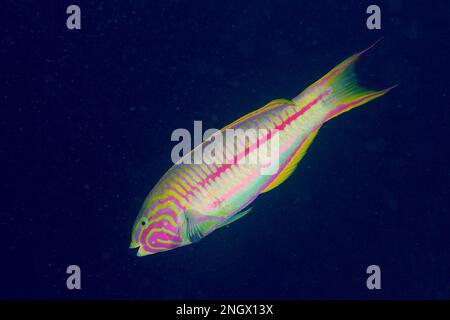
[
  {"left": 140, "top": 216, "right": 183, "bottom": 253},
  {"left": 148, "top": 207, "right": 178, "bottom": 223},
  {"left": 135, "top": 203, "right": 184, "bottom": 250},
  {"left": 145, "top": 195, "right": 185, "bottom": 215}
]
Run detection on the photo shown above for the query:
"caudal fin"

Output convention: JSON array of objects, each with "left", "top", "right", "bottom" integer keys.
[{"left": 304, "top": 39, "right": 396, "bottom": 121}]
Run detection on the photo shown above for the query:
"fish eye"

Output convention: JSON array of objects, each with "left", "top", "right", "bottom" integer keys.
[{"left": 141, "top": 219, "right": 147, "bottom": 226}]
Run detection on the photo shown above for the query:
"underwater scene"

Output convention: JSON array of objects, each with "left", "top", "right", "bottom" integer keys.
[{"left": 1, "top": 0, "right": 449, "bottom": 301}]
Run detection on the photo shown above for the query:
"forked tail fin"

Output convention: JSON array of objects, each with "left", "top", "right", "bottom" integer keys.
[
  {"left": 261, "top": 40, "right": 395, "bottom": 195},
  {"left": 300, "top": 39, "right": 396, "bottom": 122}
]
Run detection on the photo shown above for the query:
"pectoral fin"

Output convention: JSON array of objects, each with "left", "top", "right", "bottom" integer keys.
[
  {"left": 183, "top": 208, "right": 217, "bottom": 243},
  {"left": 186, "top": 221, "right": 204, "bottom": 243}
]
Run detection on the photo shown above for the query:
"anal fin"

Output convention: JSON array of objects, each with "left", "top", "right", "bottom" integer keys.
[{"left": 262, "top": 128, "right": 320, "bottom": 193}]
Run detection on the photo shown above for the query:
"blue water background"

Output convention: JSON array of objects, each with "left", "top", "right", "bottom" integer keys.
[{"left": 1, "top": 0, "right": 449, "bottom": 299}]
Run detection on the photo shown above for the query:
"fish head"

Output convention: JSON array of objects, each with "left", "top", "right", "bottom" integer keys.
[{"left": 130, "top": 195, "right": 186, "bottom": 256}]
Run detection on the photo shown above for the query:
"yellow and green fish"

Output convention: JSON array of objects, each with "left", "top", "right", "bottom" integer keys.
[{"left": 130, "top": 41, "right": 394, "bottom": 256}]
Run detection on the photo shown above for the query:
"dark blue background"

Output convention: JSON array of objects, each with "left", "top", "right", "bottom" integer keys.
[{"left": 1, "top": 0, "right": 449, "bottom": 299}]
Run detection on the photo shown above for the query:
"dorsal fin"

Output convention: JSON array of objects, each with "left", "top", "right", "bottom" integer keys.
[
  {"left": 223, "top": 98, "right": 295, "bottom": 130},
  {"left": 262, "top": 128, "right": 320, "bottom": 193}
]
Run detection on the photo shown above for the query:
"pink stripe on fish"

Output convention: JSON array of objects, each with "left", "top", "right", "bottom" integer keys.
[
  {"left": 324, "top": 90, "right": 382, "bottom": 120},
  {"left": 203, "top": 92, "right": 330, "bottom": 211},
  {"left": 206, "top": 167, "right": 260, "bottom": 211},
  {"left": 196, "top": 90, "right": 330, "bottom": 193}
]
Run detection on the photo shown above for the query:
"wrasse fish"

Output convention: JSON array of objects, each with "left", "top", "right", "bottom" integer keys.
[{"left": 130, "top": 41, "right": 394, "bottom": 256}]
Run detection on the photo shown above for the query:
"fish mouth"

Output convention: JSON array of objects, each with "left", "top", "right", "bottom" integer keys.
[
  {"left": 136, "top": 246, "right": 151, "bottom": 257},
  {"left": 129, "top": 239, "right": 140, "bottom": 249},
  {"left": 129, "top": 240, "right": 152, "bottom": 257}
]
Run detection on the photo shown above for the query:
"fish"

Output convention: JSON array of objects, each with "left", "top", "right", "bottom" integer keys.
[{"left": 130, "top": 41, "right": 395, "bottom": 256}]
